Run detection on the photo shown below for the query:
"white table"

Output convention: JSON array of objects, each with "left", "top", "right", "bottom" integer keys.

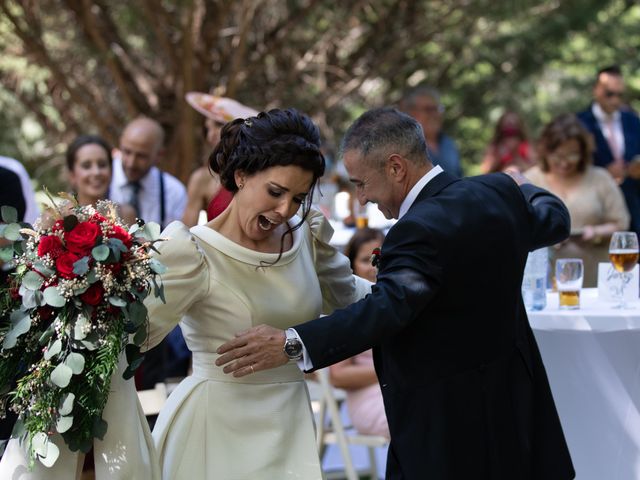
[{"left": 529, "top": 288, "right": 640, "bottom": 480}]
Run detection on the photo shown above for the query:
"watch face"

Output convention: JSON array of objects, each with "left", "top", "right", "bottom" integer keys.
[{"left": 284, "top": 338, "right": 302, "bottom": 358}]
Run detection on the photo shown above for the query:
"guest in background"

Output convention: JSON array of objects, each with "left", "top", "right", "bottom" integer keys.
[
  {"left": 0, "top": 156, "right": 39, "bottom": 225},
  {"left": 109, "top": 116, "right": 187, "bottom": 230},
  {"left": 526, "top": 113, "right": 630, "bottom": 287},
  {"left": 577, "top": 65, "right": 640, "bottom": 239},
  {"left": 399, "top": 85, "right": 463, "bottom": 177},
  {"left": 66, "top": 135, "right": 135, "bottom": 224},
  {"left": 108, "top": 117, "right": 189, "bottom": 390},
  {"left": 182, "top": 93, "right": 258, "bottom": 226},
  {"left": 480, "top": 111, "right": 535, "bottom": 173},
  {"left": 329, "top": 227, "right": 389, "bottom": 439}
]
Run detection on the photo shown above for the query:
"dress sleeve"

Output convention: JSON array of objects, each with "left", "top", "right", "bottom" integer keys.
[
  {"left": 143, "top": 221, "right": 209, "bottom": 351},
  {"left": 306, "top": 209, "right": 371, "bottom": 314}
]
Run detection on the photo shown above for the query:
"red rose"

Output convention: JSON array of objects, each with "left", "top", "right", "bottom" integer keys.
[
  {"left": 37, "top": 235, "right": 64, "bottom": 258},
  {"left": 80, "top": 282, "right": 104, "bottom": 306},
  {"left": 110, "top": 225, "right": 133, "bottom": 248},
  {"left": 56, "top": 252, "right": 82, "bottom": 279},
  {"left": 65, "top": 221, "right": 101, "bottom": 255},
  {"left": 91, "top": 213, "right": 107, "bottom": 223},
  {"left": 37, "top": 306, "right": 54, "bottom": 321}
]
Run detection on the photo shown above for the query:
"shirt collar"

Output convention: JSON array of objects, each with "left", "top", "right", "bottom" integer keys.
[
  {"left": 398, "top": 165, "right": 443, "bottom": 219},
  {"left": 592, "top": 103, "right": 621, "bottom": 123}
]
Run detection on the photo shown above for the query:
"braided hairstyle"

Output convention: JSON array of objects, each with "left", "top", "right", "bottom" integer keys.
[{"left": 209, "top": 108, "right": 326, "bottom": 263}]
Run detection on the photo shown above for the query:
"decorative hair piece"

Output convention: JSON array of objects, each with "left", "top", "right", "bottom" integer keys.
[{"left": 244, "top": 119, "right": 253, "bottom": 128}]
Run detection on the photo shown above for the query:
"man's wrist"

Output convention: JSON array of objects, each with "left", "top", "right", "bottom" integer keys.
[{"left": 283, "top": 328, "right": 303, "bottom": 360}]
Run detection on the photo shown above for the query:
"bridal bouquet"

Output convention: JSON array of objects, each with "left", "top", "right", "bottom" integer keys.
[{"left": 0, "top": 197, "right": 165, "bottom": 467}]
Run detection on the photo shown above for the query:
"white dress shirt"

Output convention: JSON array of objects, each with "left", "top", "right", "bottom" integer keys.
[
  {"left": 292, "top": 165, "right": 444, "bottom": 371},
  {"left": 109, "top": 156, "right": 187, "bottom": 227},
  {"left": 0, "top": 156, "right": 39, "bottom": 224},
  {"left": 592, "top": 103, "right": 625, "bottom": 159}
]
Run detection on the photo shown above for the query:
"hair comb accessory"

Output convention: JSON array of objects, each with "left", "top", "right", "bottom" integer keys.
[{"left": 244, "top": 119, "right": 253, "bottom": 127}]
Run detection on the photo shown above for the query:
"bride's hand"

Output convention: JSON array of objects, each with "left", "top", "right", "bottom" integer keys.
[{"left": 215, "top": 325, "right": 288, "bottom": 377}]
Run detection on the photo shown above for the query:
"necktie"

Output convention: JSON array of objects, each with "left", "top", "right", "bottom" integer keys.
[
  {"left": 606, "top": 118, "right": 622, "bottom": 161},
  {"left": 128, "top": 181, "right": 141, "bottom": 218}
]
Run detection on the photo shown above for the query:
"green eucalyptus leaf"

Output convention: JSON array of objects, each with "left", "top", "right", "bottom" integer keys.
[
  {"left": 44, "top": 339, "right": 62, "bottom": 360},
  {"left": 38, "top": 440, "right": 60, "bottom": 467},
  {"left": 56, "top": 416, "right": 73, "bottom": 434},
  {"left": 128, "top": 302, "right": 147, "bottom": 327},
  {"left": 31, "top": 432, "right": 49, "bottom": 457},
  {"left": 0, "top": 205, "right": 17, "bottom": 224},
  {"left": 50, "top": 363, "right": 73, "bottom": 388},
  {"left": 86, "top": 269, "right": 99, "bottom": 284},
  {"left": 152, "top": 278, "right": 166, "bottom": 303},
  {"left": 3, "top": 223, "right": 22, "bottom": 241},
  {"left": 43, "top": 287, "right": 66, "bottom": 307},
  {"left": 21, "top": 289, "right": 38, "bottom": 309},
  {"left": 65, "top": 352, "right": 85, "bottom": 374},
  {"left": 2, "top": 314, "right": 31, "bottom": 349},
  {"left": 91, "top": 245, "right": 110, "bottom": 262},
  {"left": 108, "top": 296, "right": 127, "bottom": 307},
  {"left": 23, "top": 271, "right": 44, "bottom": 290},
  {"left": 72, "top": 256, "right": 90, "bottom": 276},
  {"left": 33, "top": 262, "right": 55, "bottom": 277},
  {"left": 59, "top": 393, "right": 75, "bottom": 416},
  {"left": 0, "top": 246, "right": 13, "bottom": 262},
  {"left": 73, "top": 315, "right": 90, "bottom": 340}
]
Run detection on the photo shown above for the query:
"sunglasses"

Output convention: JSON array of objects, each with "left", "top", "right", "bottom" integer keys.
[{"left": 604, "top": 89, "right": 624, "bottom": 99}]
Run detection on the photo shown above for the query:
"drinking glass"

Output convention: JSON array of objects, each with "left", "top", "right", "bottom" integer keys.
[
  {"left": 353, "top": 199, "right": 369, "bottom": 229},
  {"left": 609, "top": 231, "right": 639, "bottom": 309},
  {"left": 555, "top": 258, "right": 584, "bottom": 310}
]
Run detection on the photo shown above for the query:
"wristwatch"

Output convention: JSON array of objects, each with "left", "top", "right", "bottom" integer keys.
[{"left": 283, "top": 330, "right": 303, "bottom": 360}]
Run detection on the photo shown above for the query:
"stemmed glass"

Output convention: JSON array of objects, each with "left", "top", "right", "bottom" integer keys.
[{"left": 609, "top": 231, "right": 639, "bottom": 309}]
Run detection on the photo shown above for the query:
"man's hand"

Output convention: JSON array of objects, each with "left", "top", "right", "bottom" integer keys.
[
  {"left": 215, "top": 325, "right": 288, "bottom": 377},
  {"left": 627, "top": 157, "right": 640, "bottom": 180}
]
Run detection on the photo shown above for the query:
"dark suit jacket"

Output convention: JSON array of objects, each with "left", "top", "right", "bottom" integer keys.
[
  {"left": 577, "top": 106, "right": 640, "bottom": 167},
  {"left": 577, "top": 106, "right": 640, "bottom": 234},
  {"left": 296, "top": 172, "right": 574, "bottom": 480}
]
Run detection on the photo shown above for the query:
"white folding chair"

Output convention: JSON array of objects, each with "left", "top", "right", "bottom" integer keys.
[
  {"left": 136, "top": 382, "right": 168, "bottom": 417},
  {"left": 308, "top": 369, "right": 388, "bottom": 480}
]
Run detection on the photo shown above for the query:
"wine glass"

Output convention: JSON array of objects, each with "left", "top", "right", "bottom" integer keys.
[{"left": 609, "top": 231, "right": 639, "bottom": 309}]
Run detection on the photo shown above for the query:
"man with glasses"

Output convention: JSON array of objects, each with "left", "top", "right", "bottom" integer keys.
[
  {"left": 400, "top": 85, "right": 463, "bottom": 177},
  {"left": 578, "top": 65, "right": 640, "bottom": 236}
]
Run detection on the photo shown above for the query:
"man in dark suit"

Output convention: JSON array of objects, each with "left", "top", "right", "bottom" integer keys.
[
  {"left": 577, "top": 65, "right": 640, "bottom": 237},
  {"left": 216, "top": 107, "right": 575, "bottom": 479}
]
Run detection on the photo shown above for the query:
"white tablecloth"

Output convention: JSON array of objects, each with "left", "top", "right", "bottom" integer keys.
[{"left": 529, "top": 288, "right": 640, "bottom": 480}]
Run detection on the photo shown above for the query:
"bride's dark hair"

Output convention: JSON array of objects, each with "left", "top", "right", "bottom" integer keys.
[{"left": 209, "top": 108, "right": 326, "bottom": 264}]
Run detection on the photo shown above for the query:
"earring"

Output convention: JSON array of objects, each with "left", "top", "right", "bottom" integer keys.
[{"left": 238, "top": 183, "right": 244, "bottom": 190}]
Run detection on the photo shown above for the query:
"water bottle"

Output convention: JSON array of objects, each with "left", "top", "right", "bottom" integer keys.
[{"left": 522, "top": 247, "right": 548, "bottom": 311}]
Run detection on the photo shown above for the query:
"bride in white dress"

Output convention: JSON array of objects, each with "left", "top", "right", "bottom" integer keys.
[{"left": 144, "top": 108, "right": 369, "bottom": 479}]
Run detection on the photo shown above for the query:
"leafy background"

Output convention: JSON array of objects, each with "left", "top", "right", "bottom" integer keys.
[{"left": 0, "top": 0, "right": 638, "bottom": 192}]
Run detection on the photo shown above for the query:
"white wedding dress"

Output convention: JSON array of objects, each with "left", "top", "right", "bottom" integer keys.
[{"left": 145, "top": 210, "right": 369, "bottom": 479}]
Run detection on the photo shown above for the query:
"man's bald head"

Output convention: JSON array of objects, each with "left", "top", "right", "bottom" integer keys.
[{"left": 119, "top": 117, "right": 165, "bottom": 182}]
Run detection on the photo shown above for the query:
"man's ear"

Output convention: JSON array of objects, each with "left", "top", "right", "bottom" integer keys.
[{"left": 386, "top": 154, "right": 408, "bottom": 182}]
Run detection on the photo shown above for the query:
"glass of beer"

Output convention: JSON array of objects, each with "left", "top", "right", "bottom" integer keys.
[
  {"left": 555, "top": 258, "right": 584, "bottom": 310},
  {"left": 353, "top": 200, "right": 369, "bottom": 229},
  {"left": 609, "top": 231, "right": 639, "bottom": 309}
]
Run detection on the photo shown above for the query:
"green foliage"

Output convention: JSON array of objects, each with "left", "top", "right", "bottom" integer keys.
[{"left": 0, "top": 0, "right": 637, "bottom": 182}]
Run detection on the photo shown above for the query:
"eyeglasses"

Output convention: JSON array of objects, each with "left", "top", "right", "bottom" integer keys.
[
  {"left": 604, "top": 89, "right": 624, "bottom": 99},
  {"left": 548, "top": 153, "right": 582, "bottom": 163}
]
